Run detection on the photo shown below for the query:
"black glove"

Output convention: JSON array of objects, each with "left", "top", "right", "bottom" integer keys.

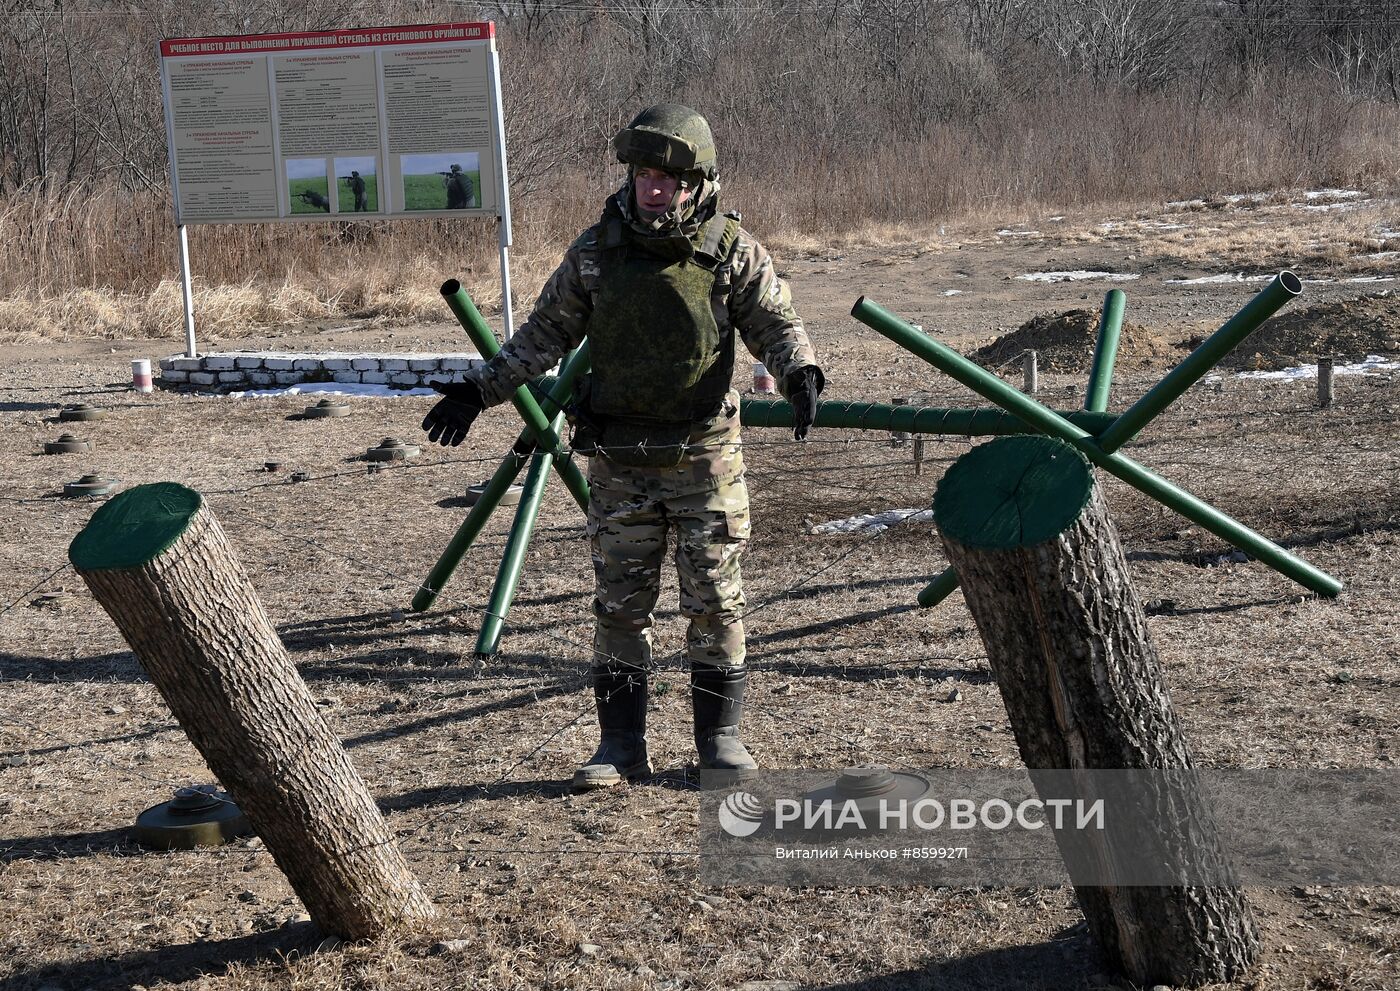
[
  {"left": 422, "top": 379, "right": 485, "bottom": 446},
  {"left": 783, "top": 365, "right": 825, "bottom": 442}
]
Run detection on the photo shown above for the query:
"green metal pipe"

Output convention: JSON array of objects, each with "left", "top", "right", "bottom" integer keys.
[
  {"left": 412, "top": 345, "right": 592, "bottom": 612},
  {"left": 740, "top": 398, "right": 1117, "bottom": 436},
  {"left": 440, "top": 279, "right": 590, "bottom": 510},
  {"left": 1084, "top": 289, "right": 1126, "bottom": 414},
  {"left": 474, "top": 428, "right": 559, "bottom": 658},
  {"left": 916, "top": 568, "right": 961, "bottom": 608},
  {"left": 852, "top": 296, "right": 1341, "bottom": 599},
  {"left": 1093, "top": 272, "right": 1301, "bottom": 453}
]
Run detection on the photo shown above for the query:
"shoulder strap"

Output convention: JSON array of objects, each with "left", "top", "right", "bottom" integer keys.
[
  {"left": 693, "top": 215, "right": 742, "bottom": 270},
  {"left": 599, "top": 216, "right": 627, "bottom": 251}
]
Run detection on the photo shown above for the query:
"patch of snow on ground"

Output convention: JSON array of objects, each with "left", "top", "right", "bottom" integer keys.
[
  {"left": 1047, "top": 216, "right": 1065, "bottom": 222},
  {"left": 1239, "top": 355, "right": 1400, "bottom": 381},
  {"left": 1304, "top": 188, "right": 1365, "bottom": 200},
  {"left": 1165, "top": 273, "right": 1273, "bottom": 285},
  {"left": 1303, "top": 201, "right": 1366, "bottom": 212},
  {"left": 1376, "top": 229, "right": 1400, "bottom": 238},
  {"left": 1165, "top": 199, "right": 1205, "bottom": 210},
  {"left": 811, "top": 508, "right": 933, "bottom": 535},
  {"left": 1361, "top": 251, "right": 1400, "bottom": 260},
  {"left": 1017, "top": 271, "right": 1140, "bottom": 282},
  {"left": 228, "top": 382, "right": 437, "bottom": 399},
  {"left": 996, "top": 229, "right": 1041, "bottom": 237},
  {"left": 941, "top": 289, "right": 964, "bottom": 296}
]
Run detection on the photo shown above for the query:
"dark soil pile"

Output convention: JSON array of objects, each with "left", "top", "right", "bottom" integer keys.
[
  {"left": 1219, "top": 293, "right": 1400, "bottom": 370},
  {"left": 970, "top": 307, "right": 1176, "bottom": 373}
]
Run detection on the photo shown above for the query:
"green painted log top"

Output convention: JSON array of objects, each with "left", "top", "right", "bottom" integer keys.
[
  {"left": 69, "top": 482, "right": 202, "bottom": 571},
  {"left": 934, "top": 436, "right": 1093, "bottom": 550}
]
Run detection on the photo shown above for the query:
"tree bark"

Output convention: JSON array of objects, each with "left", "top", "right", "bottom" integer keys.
[
  {"left": 936, "top": 436, "right": 1258, "bottom": 987},
  {"left": 70, "top": 483, "right": 437, "bottom": 940}
]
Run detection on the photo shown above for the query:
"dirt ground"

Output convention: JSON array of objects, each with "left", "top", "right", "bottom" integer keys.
[{"left": 2, "top": 193, "right": 1398, "bottom": 990}]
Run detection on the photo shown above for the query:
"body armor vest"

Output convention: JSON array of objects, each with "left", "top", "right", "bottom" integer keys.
[{"left": 587, "top": 212, "right": 741, "bottom": 425}]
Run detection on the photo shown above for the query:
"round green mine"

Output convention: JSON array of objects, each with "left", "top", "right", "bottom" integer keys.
[
  {"left": 69, "top": 482, "right": 203, "bottom": 571},
  {"left": 934, "top": 435, "right": 1094, "bottom": 550}
]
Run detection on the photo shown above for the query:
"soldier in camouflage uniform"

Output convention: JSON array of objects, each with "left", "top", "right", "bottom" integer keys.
[{"left": 422, "top": 104, "right": 824, "bottom": 789}]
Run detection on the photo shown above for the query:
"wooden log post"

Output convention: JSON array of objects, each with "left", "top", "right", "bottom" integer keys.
[
  {"left": 1317, "top": 356, "right": 1334, "bottom": 408},
  {"left": 69, "top": 483, "right": 437, "bottom": 940},
  {"left": 934, "top": 436, "right": 1259, "bottom": 987}
]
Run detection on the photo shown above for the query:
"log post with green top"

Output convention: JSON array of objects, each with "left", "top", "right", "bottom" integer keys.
[
  {"left": 69, "top": 482, "right": 437, "bottom": 939},
  {"left": 936, "top": 437, "right": 1259, "bottom": 986}
]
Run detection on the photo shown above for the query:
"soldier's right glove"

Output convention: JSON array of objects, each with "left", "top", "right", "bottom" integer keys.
[
  {"left": 783, "top": 365, "right": 825, "bottom": 442},
  {"left": 422, "top": 379, "right": 485, "bottom": 446}
]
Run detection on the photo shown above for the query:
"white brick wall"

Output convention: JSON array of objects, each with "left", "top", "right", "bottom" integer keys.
[{"left": 157, "top": 351, "right": 482, "bottom": 391}]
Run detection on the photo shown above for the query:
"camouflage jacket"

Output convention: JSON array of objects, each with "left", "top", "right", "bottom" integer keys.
[{"left": 467, "top": 184, "right": 819, "bottom": 493}]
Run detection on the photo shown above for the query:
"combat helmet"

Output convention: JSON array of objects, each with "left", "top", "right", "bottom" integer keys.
[{"left": 612, "top": 104, "right": 718, "bottom": 181}]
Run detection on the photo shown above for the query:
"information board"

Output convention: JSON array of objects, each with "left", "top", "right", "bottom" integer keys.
[{"left": 158, "top": 22, "right": 506, "bottom": 224}]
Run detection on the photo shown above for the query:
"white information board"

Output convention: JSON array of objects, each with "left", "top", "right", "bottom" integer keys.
[
  {"left": 158, "top": 22, "right": 507, "bottom": 224},
  {"left": 158, "top": 21, "right": 516, "bottom": 355}
]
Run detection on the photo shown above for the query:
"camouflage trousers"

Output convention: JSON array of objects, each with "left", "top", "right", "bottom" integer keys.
[{"left": 586, "top": 473, "right": 750, "bottom": 674}]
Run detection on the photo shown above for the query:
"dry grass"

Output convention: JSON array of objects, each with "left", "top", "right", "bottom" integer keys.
[{"left": 2, "top": 202, "right": 1399, "bottom": 988}]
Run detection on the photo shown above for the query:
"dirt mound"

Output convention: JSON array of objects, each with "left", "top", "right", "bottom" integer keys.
[
  {"left": 1220, "top": 293, "right": 1400, "bottom": 370},
  {"left": 970, "top": 308, "right": 1176, "bottom": 373}
]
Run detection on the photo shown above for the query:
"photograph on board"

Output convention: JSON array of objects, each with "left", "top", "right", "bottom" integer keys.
[
  {"left": 287, "top": 158, "right": 331, "bottom": 214},
  {"left": 335, "top": 156, "right": 379, "bottom": 213},
  {"left": 401, "top": 152, "right": 480, "bottom": 210}
]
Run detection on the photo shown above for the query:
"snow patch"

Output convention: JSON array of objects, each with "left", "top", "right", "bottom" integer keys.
[
  {"left": 1017, "top": 271, "right": 1140, "bottom": 283},
  {"left": 228, "top": 382, "right": 437, "bottom": 399},
  {"left": 811, "top": 509, "right": 933, "bottom": 535},
  {"left": 1304, "top": 188, "right": 1365, "bottom": 200},
  {"left": 1165, "top": 273, "right": 1273, "bottom": 285},
  {"left": 996, "top": 229, "right": 1041, "bottom": 237},
  {"left": 1239, "top": 355, "right": 1400, "bottom": 381},
  {"left": 941, "top": 289, "right": 964, "bottom": 296},
  {"left": 1303, "top": 201, "right": 1365, "bottom": 212}
]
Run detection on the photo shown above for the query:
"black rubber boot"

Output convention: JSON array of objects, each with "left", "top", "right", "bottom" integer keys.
[
  {"left": 573, "top": 667, "right": 652, "bottom": 790},
  {"left": 692, "top": 664, "right": 758, "bottom": 776}
]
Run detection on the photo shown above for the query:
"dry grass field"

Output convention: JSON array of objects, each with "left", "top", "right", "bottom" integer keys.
[{"left": 2, "top": 192, "right": 1397, "bottom": 990}]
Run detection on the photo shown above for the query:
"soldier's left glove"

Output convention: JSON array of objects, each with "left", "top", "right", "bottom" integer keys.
[
  {"left": 783, "top": 365, "right": 825, "bottom": 442},
  {"left": 422, "top": 379, "right": 486, "bottom": 446}
]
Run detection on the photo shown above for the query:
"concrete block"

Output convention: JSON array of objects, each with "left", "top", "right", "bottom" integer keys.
[
  {"left": 247, "top": 371, "right": 275, "bottom": 386},
  {"left": 390, "top": 371, "right": 421, "bottom": 386},
  {"left": 189, "top": 371, "right": 217, "bottom": 386},
  {"left": 218, "top": 371, "right": 246, "bottom": 384},
  {"left": 274, "top": 371, "right": 302, "bottom": 385},
  {"left": 264, "top": 357, "right": 296, "bottom": 371},
  {"left": 172, "top": 357, "right": 203, "bottom": 371},
  {"left": 160, "top": 369, "right": 189, "bottom": 383},
  {"left": 440, "top": 357, "right": 481, "bottom": 371},
  {"left": 380, "top": 358, "right": 409, "bottom": 371},
  {"left": 351, "top": 357, "right": 379, "bottom": 371},
  {"left": 408, "top": 358, "right": 441, "bottom": 372},
  {"left": 204, "top": 356, "right": 236, "bottom": 371},
  {"left": 361, "top": 371, "right": 390, "bottom": 385},
  {"left": 235, "top": 356, "right": 264, "bottom": 369},
  {"left": 332, "top": 370, "right": 362, "bottom": 384},
  {"left": 294, "top": 358, "right": 323, "bottom": 371},
  {"left": 322, "top": 358, "right": 353, "bottom": 371}
]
